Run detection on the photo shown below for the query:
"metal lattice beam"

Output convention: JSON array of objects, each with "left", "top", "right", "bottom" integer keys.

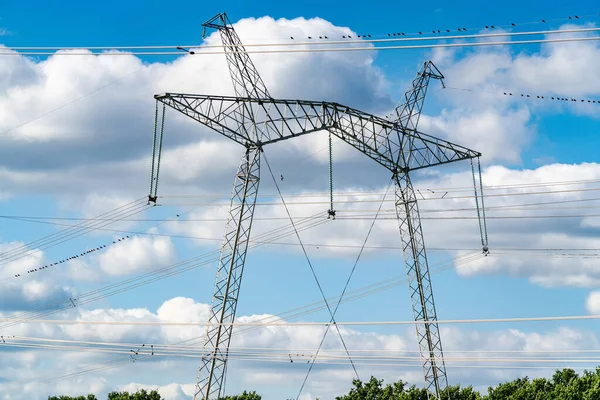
[
  {"left": 154, "top": 94, "right": 480, "bottom": 173},
  {"left": 196, "top": 147, "right": 261, "bottom": 400},
  {"left": 392, "top": 61, "right": 444, "bottom": 131},
  {"left": 202, "top": 13, "right": 271, "bottom": 99},
  {"left": 394, "top": 171, "right": 448, "bottom": 397}
]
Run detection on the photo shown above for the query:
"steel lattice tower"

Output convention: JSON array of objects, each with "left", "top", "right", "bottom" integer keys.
[{"left": 148, "top": 12, "right": 484, "bottom": 400}]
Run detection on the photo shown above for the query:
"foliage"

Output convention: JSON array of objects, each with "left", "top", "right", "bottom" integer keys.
[
  {"left": 218, "top": 391, "right": 262, "bottom": 399},
  {"left": 46, "top": 368, "right": 600, "bottom": 400},
  {"left": 484, "top": 368, "right": 600, "bottom": 399},
  {"left": 48, "top": 390, "right": 162, "bottom": 400},
  {"left": 107, "top": 390, "right": 162, "bottom": 400},
  {"left": 334, "top": 376, "right": 479, "bottom": 399},
  {"left": 335, "top": 368, "right": 600, "bottom": 399},
  {"left": 48, "top": 396, "right": 98, "bottom": 400}
]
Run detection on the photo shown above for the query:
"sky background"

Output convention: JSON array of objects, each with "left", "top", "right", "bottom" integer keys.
[{"left": 1, "top": 0, "right": 600, "bottom": 399}]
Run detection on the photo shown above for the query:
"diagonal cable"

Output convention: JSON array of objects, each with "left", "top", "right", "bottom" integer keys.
[
  {"left": 262, "top": 152, "right": 359, "bottom": 381},
  {"left": 295, "top": 178, "right": 393, "bottom": 399}
]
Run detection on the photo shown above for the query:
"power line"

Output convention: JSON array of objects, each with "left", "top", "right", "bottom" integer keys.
[
  {"left": 161, "top": 185, "right": 600, "bottom": 204},
  {"left": 8, "top": 340, "right": 600, "bottom": 365},
  {"left": 0, "top": 199, "right": 150, "bottom": 272},
  {"left": 444, "top": 86, "right": 600, "bottom": 104},
  {"left": 0, "top": 67, "right": 143, "bottom": 136},
  {"left": 5, "top": 26, "right": 599, "bottom": 52},
  {"left": 12, "top": 336, "right": 600, "bottom": 356},
  {"left": 3, "top": 35, "right": 600, "bottom": 56},
  {"left": 0, "top": 214, "right": 330, "bottom": 329},
  {"left": 5, "top": 252, "right": 484, "bottom": 388},
  {"left": 287, "top": 12, "right": 600, "bottom": 40},
  {"left": 159, "top": 177, "right": 600, "bottom": 197},
  {"left": 263, "top": 151, "right": 360, "bottom": 383},
  {"left": 257, "top": 27, "right": 600, "bottom": 46},
  {"left": 7, "top": 184, "right": 600, "bottom": 224},
  {"left": 296, "top": 179, "right": 393, "bottom": 399},
  {"left": 8, "top": 313, "right": 600, "bottom": 327},
  {"left": 9, "top": 211, "right": 600, "bottom": 223}
]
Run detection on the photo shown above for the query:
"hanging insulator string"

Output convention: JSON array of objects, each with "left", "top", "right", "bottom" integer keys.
[
  {"left": 477, "top": 157, "right": 489, "bottom": 252},
  {"left": 153, "top": 102, "right": 166, "bottom": 203},
  {"left": 327, "top": 131, "right": 336, "bottom": 219},
  {"left": 471, "top": 157, "right": 488, "bottom": 254},
  {"left": 149, "top": 100, "right": 159, "bottom": 203}
]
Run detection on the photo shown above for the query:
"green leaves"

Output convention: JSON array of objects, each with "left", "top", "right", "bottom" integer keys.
[
  {"left": 334, "top": 376, "right": 467, "bottom": 400},
  {"left": 333, "top": 370, "right": 600, "bottom": 400},
  {"left": 48, "top": 390, "right": 162, "bottom": 400},
  {"left": 107, "top": 390, "right": 162, "bottom": 400},
  {"left": 331, "top": 368, "right": 600, "bottom": 400},
  {"left": 45, "top": 368, "right": 600, "bottom": 400},
  {"left": 218, "top": 391, "right": 262, "bottom": 400},
  {"left": 48, "top": 396, "right": 98, "bottom": 400}
]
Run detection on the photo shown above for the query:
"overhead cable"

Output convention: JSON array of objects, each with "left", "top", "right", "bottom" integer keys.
[
  {"left": 296, "top": 179, "right": 393, "bottom": 399},
  {"left": 263, "top": 151, "right": 360, "bottom": 381},
  {"left": 0, "top": 67, "right": 144, "bottom": 136},
  {"left": 5, "top": 252, "right": 485, "bottom": 388},
  {"left": 3, "top": 35, "right": 600, "bottom": 56},
  {"left": 4, "top": 26, "right": 600, "bottom": 52},
  {"left": 7, "top": 312, "right": 600, "bottom": 327},
  {"left": 445, "top": 86, "right": 600, "bottom": 104},
  {"left": 286, "top": 12, "right": 599, "bottom": 40}
]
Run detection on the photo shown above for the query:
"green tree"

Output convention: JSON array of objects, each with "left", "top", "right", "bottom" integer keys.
[
  {"left": 334, "top": 376, "right": 397, "bottom": 399},
  {"left": 107, "top": 389, "right": 162, "bottom": 400},
  {"left": 48, "top": 395, "right": 98, "bottom": 400},
  {"left": 334, "top": 376, "right": 482, "bottom": 400},
  {"left": 218, "top": 391, "right": 262, "bottom": 400}
]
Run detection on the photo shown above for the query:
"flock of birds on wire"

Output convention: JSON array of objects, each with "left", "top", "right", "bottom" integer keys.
[
  {"left": 500, "top": 92, "right": 600, "bottom": 104},
  {"left": 15, "top": 236, "right": 131, "bottom": 278},
  {"left": 288, "top": 14, "right": 589, "bottom": 40}
]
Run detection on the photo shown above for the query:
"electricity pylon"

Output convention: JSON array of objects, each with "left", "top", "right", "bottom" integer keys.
[{"left": 148, "top": 12, "right": 484, "bottom": 400}]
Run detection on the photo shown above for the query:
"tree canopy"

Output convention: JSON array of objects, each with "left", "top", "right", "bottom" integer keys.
[
  {"left": 47, "top": 368, "right": 600, "bottom": 400},
  {"left": 335, "top": 368, "right": 600, "bottom": 399},
  {"left": 218, "top": 391, "right": 262, "bottom": 400},
  {"left": 48, "top": 390, "right": 162, "bottom": 400}
]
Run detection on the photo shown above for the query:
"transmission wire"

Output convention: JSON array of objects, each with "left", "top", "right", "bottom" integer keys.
[
  {"left": 296, "top": 178, "right": 393, "bottom": 399},
  {"left": 262, "top": 151, "right": 360, "bottom": 383},
  {"left": 8, "top": 252, "right": 484, "bottom": 389}
]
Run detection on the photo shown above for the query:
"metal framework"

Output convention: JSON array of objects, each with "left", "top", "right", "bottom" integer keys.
[{"left": 149, "top": 12, "right": 483, "bottom": 400}]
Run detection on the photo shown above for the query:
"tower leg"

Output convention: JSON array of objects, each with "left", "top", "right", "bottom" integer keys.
[
  {"left": 394, "top": 171, "right": 448, "bottom": 399},
  {"left": 195, "top": 146, "right": 261, "bottom": 400}
]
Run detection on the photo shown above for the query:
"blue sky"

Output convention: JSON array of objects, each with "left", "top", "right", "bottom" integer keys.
[{"left": 1, "top": 1, "right": 600, "bottom": 399}]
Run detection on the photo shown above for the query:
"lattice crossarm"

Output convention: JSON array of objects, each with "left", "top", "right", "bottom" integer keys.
[
  {"left": 155, "top": 94, "right": 253, "bottom": 146},
  {"left": 398, "top": 129, "right": 482, "bottom": 171}
]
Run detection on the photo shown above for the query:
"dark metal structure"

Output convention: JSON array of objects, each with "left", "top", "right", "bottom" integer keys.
[{"left": 149, "top": 12, "right": 484, "bottom": 400}]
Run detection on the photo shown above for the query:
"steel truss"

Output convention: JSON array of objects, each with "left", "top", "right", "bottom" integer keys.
[
  {"left": 149, "top": 11, "right": 484, "bottom": 400},
  {"left": 395, "top": 171, "right": 448, "bottom": 394},
  {"left": 197, "top": 147, "right": 260, "bottom": 399}
]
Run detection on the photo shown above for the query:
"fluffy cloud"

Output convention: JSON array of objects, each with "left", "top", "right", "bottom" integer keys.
[
  {"left": 0, "top": 241, "right": 74, "bottom": 311},
  {"left": 1, "top": 297, "right": 597, "bottom": 400},
  {"left": 0, "top": 231, "right": 176, "bottom": 313},
  {"left": 93, "top": 230, "right": 176, "bottom": 277},
  {"left": 165, "top": 160, "right": 600, "bottom": 289},
  {"left": 0, "top": 15, "right": 392, "bottom": 207},
  {"left": 586, "top": 291, "right": 600, "bottom": 314},
  {"left": 424, "top": 24, "right": 600, "bottom": 164}
]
